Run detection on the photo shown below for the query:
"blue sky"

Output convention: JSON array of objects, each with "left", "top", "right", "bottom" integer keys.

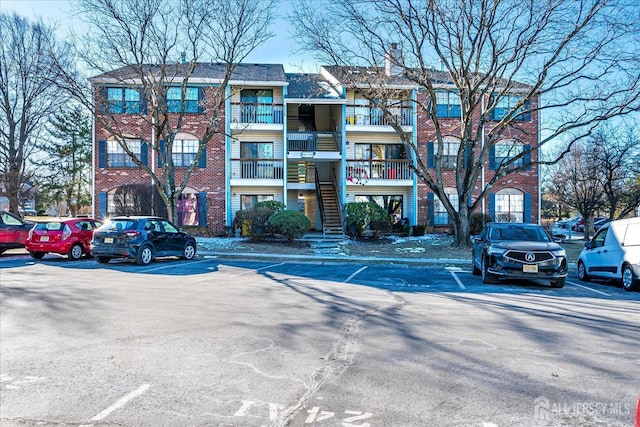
[{"left": 1, "top": 0, "right": 320, "bottom": 72}]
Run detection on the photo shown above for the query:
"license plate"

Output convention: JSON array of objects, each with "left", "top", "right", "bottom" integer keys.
[
  {"left": 40, "top": 236, "right": 49, "bottom": 242},
  {"left": 104, "top": 237, "right": 114, "bottom": 244},
  {"left": 523, "top": 264, "right": 538, "bottom": 273}
]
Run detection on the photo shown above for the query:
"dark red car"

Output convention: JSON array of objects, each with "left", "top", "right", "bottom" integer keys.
[
  {"left": 26, "top": 218, "right": 103, "bottom": 260},
  {"left": 0, "top": 211, "right": 34, "bottom": 254}
]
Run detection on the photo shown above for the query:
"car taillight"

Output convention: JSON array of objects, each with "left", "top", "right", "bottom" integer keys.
[
  {"left": 126, "top": 231, "right": 140, "bottom": 237},
  {"left": 28, "top": 228, "right": 34, "bottom": 240},
  {"left": 62, "top": 225, "right": 72, "bottom": 240}
]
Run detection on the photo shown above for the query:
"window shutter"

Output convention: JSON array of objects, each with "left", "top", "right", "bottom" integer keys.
[
  {"left": 158, "top": 140, "right": 165, "bottom": 168},
  {"left": 488, "top": 193, "right": 495, "bottom": 220},
  {"left": 98, "top": 87, "right": 108, "bottom": 114},
  {"left": 99, "top": 192, "right": 107, "bottom": 219},
  {"left": 524, "top": 144, "right": 532, "bottom": 170},
  {"left": 464, "top": 143, "right": 471, "bottom": 169},
  {"left": 524, "top": 193, "right": 532, "bottom": 223},
  {"left": 523, "top": 99, "right": 531, "bottom": 121},
  {"left": 197, "top": 87, "right": 206, "bottom": 113},
  {"left": 427, "top": 141, "right": 434, "bottom": 168},
  {"left": 98, "top": 140, "right": 106, "bottom": 168},
  {"left": 140, "top": 141, "right": 148, "bottom": 166},
  {"left": 489, "top": 145, "right": 497, "bottom": 170},
  {"left": 198, "top": 192, "right": 207, "bottom": 227},
  {"left": 427, "top": 193, "right": 435, "bottom": 225},
  {"left": 197, "top": 145, "right": 206, "bottom": 168},
  {"left": 139, "top": 89, "right": 147, "bottom": 114}
]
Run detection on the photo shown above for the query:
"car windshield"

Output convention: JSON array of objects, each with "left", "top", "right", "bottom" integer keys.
[
  {"left": 100, "top": 219, "right": 137, "bottom": 232},
  {"left": 489, "top": 225, "right": 550, "bottom": 242}
]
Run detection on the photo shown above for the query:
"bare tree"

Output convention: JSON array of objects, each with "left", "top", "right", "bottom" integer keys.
[
  {"left": 593, "top": 124, "right": 640, "bottom": 220},
  {"left": 0, "top": 13, "right": 69, "bottom": 215},
  {"left": 291, "top": 0, "right": 640, "bottom": 247},
  {"left": 54, "top": 0, "right": 276, "bottom": 222}
]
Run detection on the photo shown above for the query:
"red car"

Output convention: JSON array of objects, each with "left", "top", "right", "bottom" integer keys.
[
  {"left": 0, "top": 211, "right": 34, "bottom": 254},
  {"left": 26, "top": 218, "right": 103, "bottom": 260}
]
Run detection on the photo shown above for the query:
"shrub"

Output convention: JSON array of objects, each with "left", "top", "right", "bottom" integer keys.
[
  {"left": 469, "top": 212, "right": 492, "bottom": 235},
  {"left": 412, "top": 224, "right": 426, "bottom": 236},
  {"left": 268, "top": 210, "right": 311, "bottom": 241},
  {"left": 345, "top": 202, "right": 390, "bottom": 238}
]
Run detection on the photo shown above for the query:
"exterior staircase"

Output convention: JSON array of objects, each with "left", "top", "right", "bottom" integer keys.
[
  {"left": 316, "top": 133, "right": 338, "bottom": 151},
  {"left": 318, "top": 182, "right": 344, "bottom": 235}
]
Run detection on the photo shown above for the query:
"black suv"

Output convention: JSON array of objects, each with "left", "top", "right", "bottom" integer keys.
[
  {"left": 91, "top": 216, "right": 196, "bottom": 265},
  {"left": 472, "top": 222, "right": 568, "bottom": 288}
]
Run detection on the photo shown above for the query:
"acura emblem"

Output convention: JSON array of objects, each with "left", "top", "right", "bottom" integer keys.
[{"left": 525, "top": 252, "right": 535, "bottom": 262}]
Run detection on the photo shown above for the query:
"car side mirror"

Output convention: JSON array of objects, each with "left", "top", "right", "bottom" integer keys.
[{"left": 584, "top": 241, "right": 593, "bottom": 250}]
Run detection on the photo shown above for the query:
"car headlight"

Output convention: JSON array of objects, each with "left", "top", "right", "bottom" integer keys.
[{"left": 551, "top": 248, "right": 566, "bottom": 258}]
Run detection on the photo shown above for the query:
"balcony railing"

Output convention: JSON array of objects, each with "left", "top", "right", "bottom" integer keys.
[
  {"left": 231, "top": 103, "right": 284, "bottom": 124},
  {"left": 346, "top": 159, "right": 412, "bottom": 182},
  {"left": 287, "top": 131, "right": 341, "bottom": 152},
  {"left": 345, "top": 106, "right": 412, "bottom": 127},
  {"left": 231, "top": 159, "right": 284, "bottom": 179}
]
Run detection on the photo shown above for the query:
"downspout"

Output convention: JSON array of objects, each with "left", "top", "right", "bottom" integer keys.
[
  {"left": 91, "top": 88, "right": 96, "bottom": 218},
  {"left": 341, "top": 86, "right": 347, "bottom": 215},
  {"left": 481, "top": 96, "right": 486, "bottom": 216},
  {"left": 282, "top": 84, "right": 288, "bottom": 208},
  {"left": 225, "top": 85, "right": 232, "bottom": 227},
  {"left": 537, "top": 94, "right": 541, "bottom": 224},
  {"left": 151, "top": 108, "right": 155, "bottom": 215},
  {"left": 411, "top": 88, "right": 418, "bottom": 226}
]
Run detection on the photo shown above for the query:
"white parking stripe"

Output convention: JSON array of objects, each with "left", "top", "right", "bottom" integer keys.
[
  {"left": 344, "top": 266, "right": 368, "bottom": 283},
  {"left": 89, "top": 384, "right": 150, "bottom": 421},
  {"left": 139, "top": 258, "right": 211, "bottom": 273},
  {"left": 567, "top": 280, "right": 611, "bottom": 296},
  {"left": 450, "top": 271, "right": 466, "bottom": 289}
]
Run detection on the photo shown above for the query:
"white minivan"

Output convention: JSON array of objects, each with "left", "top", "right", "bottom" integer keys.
[{"left": 577, "top": 217, "right": 640, "bottom": 291}]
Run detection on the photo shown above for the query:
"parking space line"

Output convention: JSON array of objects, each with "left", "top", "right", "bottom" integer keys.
[
  {"left": 344, "top": 266, "right": 368, "bottom": 283},
  {"left": 140, "top": 258, "right": 211, "bottom": 273},
  {"left": 450, "top": 271, "right": 466, "bottom": 289},
  {"left": 230, "top": 262, "right": 285, "bottom": 276},
  {"left": 88, "top": 384, "right": 150, "bottom": 422},
  {"left": 567, "top": 280, "right": 611, "bottom": 296}
]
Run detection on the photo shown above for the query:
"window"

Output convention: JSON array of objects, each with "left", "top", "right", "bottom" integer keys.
[
  {"left": 240, "top": 89, "right": 274, "bottom": 123},
  {"left": 433, "top": 190, "right": 459, "bottom": 226},
  {"left": 355, "top": 195, "right": 403, "bottom": 222},
  {"left": 436, "top": 140, "right": 460, "bottom": 169},
  {"left": 177, "top": 192, "right": 199, "bottom": 226},
  {"left": 493, "top": 140, "right": 524, "bottom": 168},
  {"left": 107, "top": 87, "right": 141, "bottom": 114},
  {"left": 172, "top": 139, "right": 199, "bottom": 167},
  {"left": 240, "top": 195, "right": 274, "bottom": 210},
  {"left": 435, "top": 90, "right": 461, "bottom": 118},
  {"left": 495, "top": 188, "right": 524, "bottom": 222},
  {"left": 167, "top": 87, "right": 199, "bottom": 113},
  {"left": 490, "top": 95, "right": 531, "bottom": 121},
  {"left": 240, "top": 142, "right": 274, "bottom": 178},
  {"left": 107, "top": 140, "right": 141, "bottom": 167}
]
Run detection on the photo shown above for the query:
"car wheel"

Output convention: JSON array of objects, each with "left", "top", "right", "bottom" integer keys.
[
  {"left": 550, "top": 278, "right": 565, "bottom": 288},
  {"left": 68, "top": 243, "right": 84, "bottom": 261},
  {"left": 96, "top": 256, "right": 111, "bottom": 264},
  {"left": 472, "top": 258, "right": 481, "bottom": 276},
  {"left": 136, "top": 244, "right": 153, "bottom": 265},
  {"left": 622, "top": 264, "right": 639, "bottom": 292},
  {"left": 577, "top": 261, "right": 590, "bottom": 281},
  {"left": 481, "top": 255, "right": 497, "bottom": 284},
  {"left": 30, "top": 251, "right": 45, "bottom": 259},
  {"left": 182, "top": 241, "right": 196, "bottom": 260}
]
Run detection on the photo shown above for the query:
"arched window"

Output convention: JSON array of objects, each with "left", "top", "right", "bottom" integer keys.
[{"left": 495, "top": 188, "right": 524, "bottom": 222}]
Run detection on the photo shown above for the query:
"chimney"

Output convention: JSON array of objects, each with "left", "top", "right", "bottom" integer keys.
[
  {"left": 181, "top": 52, "right": 186, "bottom": 64},
  {"left": 385, "top": 43, "right": 404, "bottom": 77}
]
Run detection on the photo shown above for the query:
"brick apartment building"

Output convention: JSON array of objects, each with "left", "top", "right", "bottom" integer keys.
[{"left": 91, "top": 57, "right": 539, "bottom": 235}]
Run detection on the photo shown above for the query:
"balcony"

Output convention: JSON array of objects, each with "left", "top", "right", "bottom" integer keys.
[
  {"left": 346, "top": 159, "right": 412, "bottom": 184},
  {"left": 345, "top": 106, "right": 412, "bottom": 128},
  {"left": 230, "top": 159, "right": 284, "bottom": 182},
  {"left": 231, "top": 103, "right": 284, "bottom": 127},
  {"left": 287, "top": 131, "right": 341, "bottom": 152}
]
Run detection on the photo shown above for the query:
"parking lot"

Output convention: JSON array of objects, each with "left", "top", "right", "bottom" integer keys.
[{"left": 1, "top": 252, "right": 638, "bottom": 426}]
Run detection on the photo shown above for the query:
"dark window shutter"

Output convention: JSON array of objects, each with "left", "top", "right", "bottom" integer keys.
[
  {"left": 99, "top": 192, "right": 107, "bottom": 219},
  {"left": 522, "top": 100, "right": 531, "bottom": 121},
  {"left": 524, "top": 193, "right": 532, "bottom": 223},
  {"left": 138, "top": 141, "right": 146, "bottom": 166},
  {"left": 488, "top": 193, "right": 495, "bottom": 220},
  {"left": 197, "top": 145, "right": 206, "bottom": 168},
  {"left": 139, "top": 89, "right": 147, "bottom": 114},
  {"left": 524, "top": 144, "right": 532, "bottom": 170},
  {"left": 158, "top": 140, "right": 165, "bottom": 168},
  {"left": 489, "top": 145, "right": 497, "bottom": 170},
  {"left": 98, "top": 140, "right": 106, "bottom": 168},
  {"left": 427, "top": 193, "right": 435, "bottom": 225},
  {"left": 198, "top": 192, "right": 207, "bottom": 227},
  {"left": 197, "top": 87, "right": 206, "bottom": 113},
  {"left": 427, "top": 141, "right": 434, "bottom": 168},
  {"left": 98, "top": 87, "right": 108, "bottom": 114},
  {"left": 464, "top": 143, "right": 471, "bottom": 169}
]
